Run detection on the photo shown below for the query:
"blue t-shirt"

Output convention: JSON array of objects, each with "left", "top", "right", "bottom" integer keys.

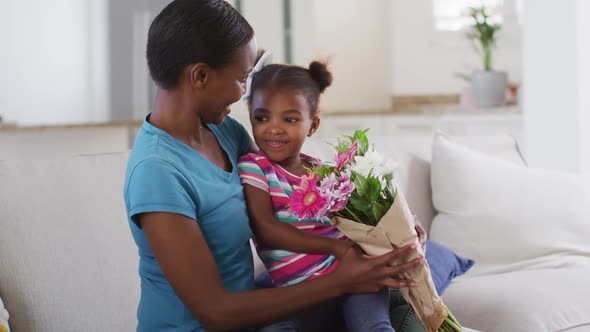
[{"left": 124, "top": 114, "right": 254, "bottom": 332}]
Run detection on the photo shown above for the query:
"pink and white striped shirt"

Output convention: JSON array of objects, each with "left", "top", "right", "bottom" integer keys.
[{"left": 238, "top": 151, "right": 346, "bottom": 287}]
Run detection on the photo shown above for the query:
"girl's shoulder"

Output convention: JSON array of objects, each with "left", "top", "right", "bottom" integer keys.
[
  {"left": 237, "top": 151, "right": 278, "bottom": 176},
  {"left": 238, "top": 151, "right": 268, "bottom": 164}
]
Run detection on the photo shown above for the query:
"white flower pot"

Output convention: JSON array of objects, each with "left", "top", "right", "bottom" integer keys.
[{"left": 471, "top": 70, "right": 508, "bottom": 108}]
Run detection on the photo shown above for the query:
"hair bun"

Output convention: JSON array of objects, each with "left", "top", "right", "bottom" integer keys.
[{"left": 308, "top": 61, "right": 333, "bottom": 93}]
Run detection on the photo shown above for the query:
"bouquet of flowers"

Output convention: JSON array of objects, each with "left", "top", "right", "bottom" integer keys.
[
  {"left": 0, "top": 296, "right": 9, "bottom": 332},
  {"left": 290, "top": 129, "right": 463, "bottom": 332}
]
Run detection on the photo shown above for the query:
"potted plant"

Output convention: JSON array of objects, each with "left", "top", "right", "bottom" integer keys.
[{"left": 466, "top": 6, "right": 507, "bottom": 107}]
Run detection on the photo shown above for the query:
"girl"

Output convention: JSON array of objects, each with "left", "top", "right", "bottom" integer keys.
[
  {"left": 238, "top": 60, "right": 398, "bottom": 331},
  {"left": 123, "top": 0, "right": 424, "bottom": 331}
]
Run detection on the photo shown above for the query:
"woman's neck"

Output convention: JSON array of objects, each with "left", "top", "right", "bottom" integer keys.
[{"left": 149, "top": 88, "right": 207, "bottom": 145}]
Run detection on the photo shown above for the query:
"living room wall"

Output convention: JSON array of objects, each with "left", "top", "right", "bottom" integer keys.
[
  {"left": 522, "top": 0, "right": 590, "bottom": 173},
  {"left": 390, "top": 0, "right": 523, "bottom": 96},
  {"left": 0, "top": 0, "right": 524, "bottom": 124},
  {"left": 0, "top": 0, "right": 109, "bottom": 126},
  {"left": 233, "top": 0, "right": 394, "bottom": 114}
]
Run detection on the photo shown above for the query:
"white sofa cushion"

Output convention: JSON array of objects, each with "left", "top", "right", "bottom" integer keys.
[
  {"left": 431, "top": 131, "right": 526, "bottom": 166},
  {"left": 429, "top": 134, "right": 590, "bottom": 332},
  {"left": 407, "top": 132, "right": 526, "bottom": 232},
  {"left": 0, "top": 153, "right": 139, "bottom": 332},
  {"left": 444, "top": 269, "right": 590, "bottom": 332},
  {"left": 430, "top": 134, "right": 590, "bottom": 276}
]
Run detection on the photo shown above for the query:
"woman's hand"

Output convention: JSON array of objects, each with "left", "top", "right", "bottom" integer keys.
[{"left": 330, "top": 243, "right": 424, "bottom": 294}]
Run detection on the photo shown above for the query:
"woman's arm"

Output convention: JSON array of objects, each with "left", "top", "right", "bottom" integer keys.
[
  {"left": 244, "top": 184, "right": 352, "bottom": 259},
  {"left": 140, "top": 211, "right": 423, "bottom": 332}
]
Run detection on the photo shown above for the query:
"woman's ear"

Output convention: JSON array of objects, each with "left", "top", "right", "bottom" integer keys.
[
  {"left": 189, "top": 63, "right": 209, "bottom": 88},
  {"left": 308, "top": 116, "right": 321, "bottom": 137}
]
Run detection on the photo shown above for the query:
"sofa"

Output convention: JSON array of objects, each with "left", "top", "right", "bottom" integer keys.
[{"left": 1, "top": 125, "right": 589, "bottom": 332}]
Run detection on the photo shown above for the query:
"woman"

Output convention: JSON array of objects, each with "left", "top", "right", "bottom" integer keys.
[{"left": 123, "top": 1, "right": 425, "bottom": 331}]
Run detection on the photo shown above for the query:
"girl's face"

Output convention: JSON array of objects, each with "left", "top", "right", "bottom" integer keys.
[
  {"left": 250, "top": 87, "right": 320, "bottom": 166},
  {"left": 201, "top": 39, "right": 257, "bottom": 125}
]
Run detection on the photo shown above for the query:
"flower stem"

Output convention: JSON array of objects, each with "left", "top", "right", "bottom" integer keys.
[
  {"left": 343, "top": 207, "right": 363, "bottom": 223},
  {"left": 437, "top": 309, "right": 463, "bottom": 331}
]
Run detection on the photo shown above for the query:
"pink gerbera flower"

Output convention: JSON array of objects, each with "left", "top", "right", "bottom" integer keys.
[
  {"left": 291, "top": 174, "right": 327, "bottom": 219},
  {"left": 335, "top": 140, "right": 359, "bottom": 170}
]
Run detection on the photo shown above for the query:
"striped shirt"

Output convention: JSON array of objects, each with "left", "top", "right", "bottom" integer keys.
[{"left": 238, "top": 151, "right": 346, "bottom": 287}]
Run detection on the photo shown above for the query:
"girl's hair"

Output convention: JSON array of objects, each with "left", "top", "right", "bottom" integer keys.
[
  {"left": 146, "top": 0, "right": 254, "bottom": 89},
  {"left": 248, "top": 60, "right": 333, "bottom": 117}
]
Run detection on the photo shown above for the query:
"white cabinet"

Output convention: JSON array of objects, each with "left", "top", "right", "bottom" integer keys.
[{"left": 317, "top": 107, "right": 523, "bottom": 146}]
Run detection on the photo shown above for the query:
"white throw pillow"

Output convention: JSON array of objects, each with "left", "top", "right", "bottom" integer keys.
[
  {"left": 430, "top": 134, "right": 590, "bottom": 276},
  {"left": 0, "top": 296, "right": 9, "bottom": 332},
  {"left": 431, "top": 131, "right": 526, "bottom": 166}
]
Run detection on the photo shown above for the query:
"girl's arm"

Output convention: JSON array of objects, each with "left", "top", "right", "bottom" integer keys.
[
  {"left": 140, "top": 211, "right": 422, "bottom": 332},
  {"left": 243, "top": 184, "right": 352, "bottom": 259}
]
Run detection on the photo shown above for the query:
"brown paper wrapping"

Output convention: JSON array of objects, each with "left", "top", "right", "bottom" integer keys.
[{"left": 332, "top": 191, "right": 447, "bottom": 332}]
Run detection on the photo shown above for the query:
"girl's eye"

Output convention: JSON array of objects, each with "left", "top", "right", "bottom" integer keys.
[
  {"left": 285, "top": 118, "right": 298, "bottom": 123},
  {"left": 254, "top": 115, "right": 268, "bottom": 122}
]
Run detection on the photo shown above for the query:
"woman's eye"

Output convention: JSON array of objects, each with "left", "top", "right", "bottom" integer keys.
[
  {"left": 285, "top": 118, "right": 298, "bottom": 123},
  {"left": 239, "top": 78, "right": 248, "bottom": 84}
]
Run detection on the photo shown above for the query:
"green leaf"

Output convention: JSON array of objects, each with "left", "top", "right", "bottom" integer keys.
[
  {"left": 371, "top": 203, "right": 388, "bottom": 223},
  {"left": 349, "top": 196, "right": 371, "bottom": 215},
  {"left": 354, "top": 174, "right": 367, "bottom": 196},
  {"left": 467, "top": 6, "right": 500, "bottom": 71},
  {"left": 333, "top": 138, "right": 351, "bottom": 154},
  {"left": 336, "top": 206, "right": 370, "bottom": 225},
  {"left": 383, "top": 173, "right": 393, "bottom": 183},
  {"left": 332, "top": 129, "right": 368, "bottom": 155},
  {"left": 352, "top": 129, "right": 369, "bottom": 141},
  {"left": 366, "top": 177, "right": 381, "bottom": 202},
  {"left": 304, "top": 164, "right": 334, "bottom": 180}
]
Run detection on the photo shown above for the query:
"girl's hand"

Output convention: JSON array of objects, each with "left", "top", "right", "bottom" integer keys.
[
  {"left": 413, "top": 214, "right": 427, "bottom": 251},
  {"left": 331, "top": 243, "right": 424, "bottom": 294},
  {"left": 331, "top": 240, "right": 355, "bottom": 260}
]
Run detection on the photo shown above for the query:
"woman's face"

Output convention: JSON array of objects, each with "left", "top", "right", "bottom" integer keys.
[
  {"left": 250, "top": 87, "right": 319, "bottom": 165},
  {"left": 202, "top": 39, "right": 257, "bottom": 125}
]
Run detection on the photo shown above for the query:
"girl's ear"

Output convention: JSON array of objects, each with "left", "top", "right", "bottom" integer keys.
[
  {"left": 308, "top": 116, "right": 321, "bottom": 137},
  {"left": 189, "top": 63, "right": 210, "bottom": 88}
]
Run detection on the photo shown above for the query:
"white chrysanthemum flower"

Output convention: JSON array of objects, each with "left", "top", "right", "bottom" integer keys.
[{"left": 350, "top": 149, "right": 397, "bottom": 180}]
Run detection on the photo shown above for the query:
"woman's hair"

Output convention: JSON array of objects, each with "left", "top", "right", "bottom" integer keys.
[
  {"left": 248, "top": 60, "right": 333, "bottom": 117},
  {"left": 146, "top": 0, "right": 254, "bottom": 89}
]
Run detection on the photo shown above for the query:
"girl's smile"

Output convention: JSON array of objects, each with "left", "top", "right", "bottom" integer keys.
[
  {"left": 264, "top": 139, "right": 288, "bottom": 149},
  {"left": 250, "top": 87, "right": 319, "bottom": 173}
]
